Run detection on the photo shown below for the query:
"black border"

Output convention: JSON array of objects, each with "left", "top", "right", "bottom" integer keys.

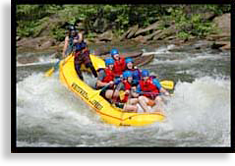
[{"left": 12, "top": 0, "right": 234, "bottom": 153}]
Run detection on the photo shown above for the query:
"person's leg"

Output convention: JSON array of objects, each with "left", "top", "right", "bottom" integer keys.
[
  {"left": 151, "top": 96, "right": 164, "bottom": 113},
  {"left": 74, "top": 56, "right": 84, "bottom": 80},
  {"left": 86, "top": 62, "right": 98, "bottom": 78},
  {"left": 138, "top": 96, "right": 151, "bottom": 112},
  {"left": 83, "top": 50, "right": 98, "bottom": 78},
  {"left": 128, "top": 98, "right": 138, "bottom": 105},
  {"left": 123, "top": 104, "right": 138, "bottom": 112},
  {"left": 104, "top": 89, "right": 115, "bottom": 99}
]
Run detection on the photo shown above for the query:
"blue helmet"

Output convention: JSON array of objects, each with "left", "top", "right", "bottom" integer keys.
[
  {"left": 125, "top": 57, "right": 134, "bottom": 64},
  {"left": 123, "top": 71, "right": 132, "bottom": 79},
  {"left": 110, "top": 48, "right": 119, "bottom": 56},
  {"left": 141, "top": 69, "right": 150, "bottom": 77},
  {"left": 105, "top": 58, "right": 114, "bottom": 66}
]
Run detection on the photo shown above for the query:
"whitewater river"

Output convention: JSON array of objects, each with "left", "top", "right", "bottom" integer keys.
[{"left": 16, "top": 41, "right": 231, "bottom": 147}]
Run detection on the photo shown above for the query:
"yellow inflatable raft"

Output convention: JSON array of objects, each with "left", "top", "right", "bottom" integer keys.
[{"left": 59, "top": 54, "right": 165, "bottom": 127}]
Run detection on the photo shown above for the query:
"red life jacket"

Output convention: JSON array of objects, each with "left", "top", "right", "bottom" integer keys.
[
  {"left": 139, "top": 78, "right": 160, "bottom": 98},
  {"left": 113, "top": 57, "right": 125, "bottom": 76},
  {"left": 102, "top": 68, "right": 115, "bottom": 83},
  {"left": 122, "top": 80, "right": 132, "bottom": 90}
]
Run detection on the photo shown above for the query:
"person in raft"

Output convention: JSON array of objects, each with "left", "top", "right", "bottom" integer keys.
[
  {"left": 110, "top": 48, "right": 126, "bottom": 79},
  {"left": 72, "top": 25, "right": 97, "bottom": 80},
  {"left": 124, "top": 57, "right": 141, "bottom": 86},
  {"left": 62, "top": 25, "right": 77, "bottom": 59},
  {"left": 136, "top": 69, "right": 170, "bottom": 112},
  {"left": 111, "top": 70, "right": 140, "bottom": 112},
  {"left": 96, "top": 59, "right": 138, "bottom": 112},
  {"left": 96, "top": 58, "right": 118, "bottom": 100}
]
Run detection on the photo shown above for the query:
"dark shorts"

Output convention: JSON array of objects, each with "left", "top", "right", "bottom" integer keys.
[
  {"left": 74, "top": 49, "right": 91, "bottom": 66},
  {"left": 115, "top": 102, "right": 125, "bottom": 109}
]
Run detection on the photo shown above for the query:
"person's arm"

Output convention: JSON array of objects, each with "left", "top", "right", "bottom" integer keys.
[
  {"left": 62, "top": 36, "right": 69, "bottom": 59},
  {"left": 131, "top": 87, "right": 139, "bottom": 98},
  {"left": 73, "top": 33, "right": 83, "bottom": 44},
  {"left": 153, "top": 79, "right": 169, "bottom": 96},
  {"left": 96, "top": 70, "right": 113, "bottom": 88}
]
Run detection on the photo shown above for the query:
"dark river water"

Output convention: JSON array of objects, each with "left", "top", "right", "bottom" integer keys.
[{"left": 16, "top": 41, "right": 231, "bottom": 147}]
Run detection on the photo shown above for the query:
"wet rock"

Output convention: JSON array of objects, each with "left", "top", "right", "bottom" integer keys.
[{"left": 211, "top": 41, "right": 230, "bottom": 50}]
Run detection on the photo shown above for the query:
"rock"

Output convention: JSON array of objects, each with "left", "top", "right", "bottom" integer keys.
[
  {"left": 145, "top": 30, "right": 162, "bottom": 41},
  {"left": 153, "top": 25, "right": 176, "bottom": 40},
  {"left": 211, "top": 41, "right": 230, "bottom": 49},
  {"left": 98, "top": 30, "right": 114, "bottom": 42},
  {"left": 213, "top": 13, "right": 231, "bottom": 34},
  {"left": 126, "top": 25, "right": 139, "bottom": 39},
  {"left": 132, "top": 35, "right": 147, "bottom": 43},
  {"left": 221, "top": 42, "right": 230, "bottom": 50},
  {"left": 38, "top": 39, "right": 56, "bottom": 50},
  {"left": 135, "top": 21, "right": 161, "bottom": 37},
  {"left": 201, "top": 12, "right": 217, "bottom": 21},
  {"left": 120, "top": 27, "right": 133, "bottom": 41},
  {"left": 93, "top": 18, "right": 109, "bottom": 33}
]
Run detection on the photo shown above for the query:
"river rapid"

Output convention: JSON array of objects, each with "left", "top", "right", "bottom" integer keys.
[{"left": 16, "top": 41, "right": 231, "bottom": 147}]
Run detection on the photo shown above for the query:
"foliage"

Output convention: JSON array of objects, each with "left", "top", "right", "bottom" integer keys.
[{"left": 16, "top": 4, "right": 231, "bottom": 41}]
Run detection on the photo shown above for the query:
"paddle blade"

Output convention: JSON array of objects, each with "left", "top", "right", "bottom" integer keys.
[
  {"left": 44, "top": 60, "right": 61, "bottom": 77},
  {"left": 45, "top": 68, "right": 55, "bottom": 77},
  {"left": 160, "top": 80, "right": 174, "bottom": 90}
]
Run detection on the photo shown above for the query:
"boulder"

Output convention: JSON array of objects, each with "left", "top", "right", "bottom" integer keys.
[
  {"left": 201, "top": 12, "right": 217, "bottom": 21},
  {"left": 98, "top": 30, "right": 114, "bottom": 42},
  {"left": 213, "top": 13, "right": 231, "bottom": 34},
  {"left": 211, "top": 41, "right": 230, "bottom": 50},
  {"left": 126, "top": 25, "right": 139, "bottom": 39},
  {"left": 38, "top": 39, "right": 56, "bottom": 50},
  {"left": 153, "top": 25, "right": 176, "bottom": 40},
  {"left": 132, "top": 35, "right": 147, "bottom": 43},
  {"left": 93, "top": 18, "right": 109, "bottom": 33},
  {"left": 135, "top": 21, "right": 161, "bottom": 36},
  {"left": 145, "top": 30, "right": 162, "bottom": 41}
]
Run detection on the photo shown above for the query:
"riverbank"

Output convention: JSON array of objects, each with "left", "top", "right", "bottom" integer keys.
[{"left": 16, "top": 12, "right": 230, "bottom": 63}]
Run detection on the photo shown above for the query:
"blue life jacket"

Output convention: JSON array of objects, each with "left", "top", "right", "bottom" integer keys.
[
  {"left": 125, "top": 69, "right": 141, "bottom": 86},
  {"left": 74, "top": 35, "right": 87, "bottom": 51}
]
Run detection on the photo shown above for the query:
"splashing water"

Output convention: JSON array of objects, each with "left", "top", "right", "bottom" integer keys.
[{"left": 16, "top": 72, "right": 230, "bottom": 147}]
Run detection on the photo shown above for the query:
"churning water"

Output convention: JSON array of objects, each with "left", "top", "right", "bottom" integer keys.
[{"left": 16, "top": 43, "right": 231, "bottom": 147}]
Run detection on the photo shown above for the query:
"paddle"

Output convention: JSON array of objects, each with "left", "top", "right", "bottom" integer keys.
[
  {"left": 45, "top": 60, "right": 61, "bottom": 77},
  {"left": 160, "top": 80, "right": 174, "bottom": 90}
]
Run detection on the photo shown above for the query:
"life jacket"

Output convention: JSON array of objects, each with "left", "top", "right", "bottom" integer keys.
[
  {"left": 126, "top": 68, "right": 141, "bottom": 81},
  {"left": 122, "top": 80, "right": 132, "bottom": 90},
  {"left": 139, "top": 78, "right": 160, "bottom": 98},
  {"left": 100, "top": 68, "right": 115, "bottom": 83},
  {"left": 113, "top": 57, "right": 125, "bottom": 76},
  {"left": 74, "top": 35, "right": 87, "bottom": 52}
]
